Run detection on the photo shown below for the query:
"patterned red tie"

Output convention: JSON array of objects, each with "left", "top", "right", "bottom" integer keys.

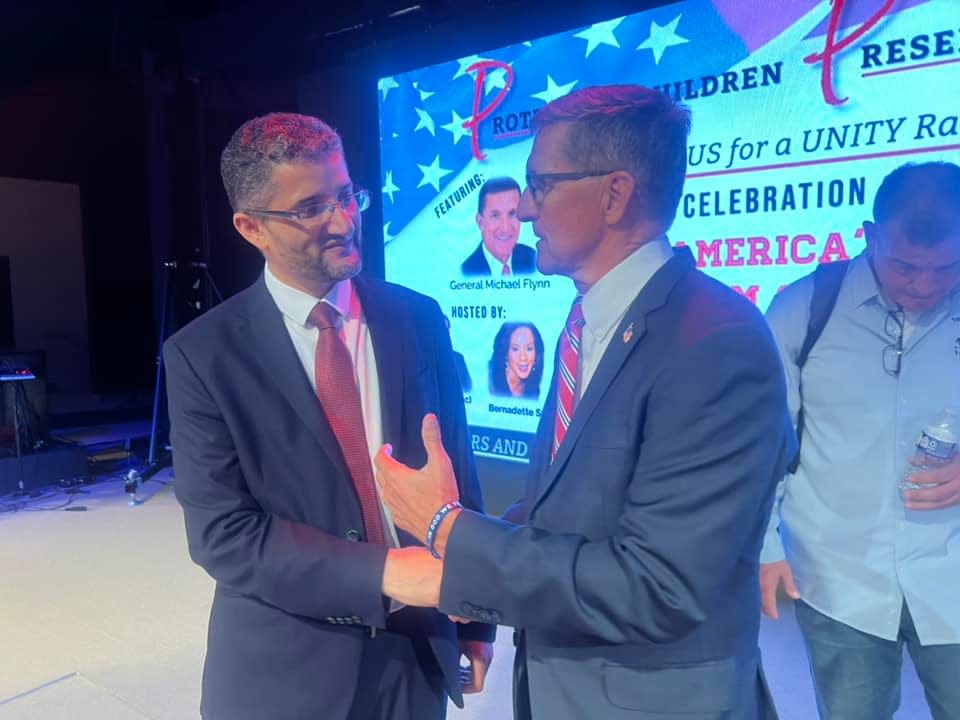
[
  {"left": 552, "top": 296, "right": 584, "bottom": 461},
  {"left": 310, "top": 302, "right": 386, "bottom": 544}
]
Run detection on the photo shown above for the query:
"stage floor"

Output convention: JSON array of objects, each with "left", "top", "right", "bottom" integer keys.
[{"left": 0, "top": 470, "right": 933, "bottom": 719}]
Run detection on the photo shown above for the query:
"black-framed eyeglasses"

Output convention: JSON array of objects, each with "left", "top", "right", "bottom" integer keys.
[
  {"left": 524, "top": 170, "right": 617, "bottom": 204},
  {"left": 882, "top": 306, "right": 904, "bottom": 377},
  {"left": 242, "top": 188, "right": 370, "bottom": 223}
]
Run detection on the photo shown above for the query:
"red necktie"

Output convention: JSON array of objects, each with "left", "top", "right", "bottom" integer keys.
[
  {"left": 310, "top": 302, "right": 386, "bottom": 544},
  {"left": 502, "top": 263, "right": 512, "bottom": 277},
  {"left": 552, "top": 296, "right": 584, "bottom": 461}
]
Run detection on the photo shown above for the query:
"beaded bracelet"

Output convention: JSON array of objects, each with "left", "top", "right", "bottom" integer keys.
[{"left": 426, "top": 501, "right": 463, "bottom": 558}]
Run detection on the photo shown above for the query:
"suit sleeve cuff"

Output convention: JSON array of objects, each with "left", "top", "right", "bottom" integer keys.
[
  {"left": 343, "top": 541, "right": 390, "bottom": 628},
  {"left": 438, "top": 510, "right": 513, "bottom": 624}
]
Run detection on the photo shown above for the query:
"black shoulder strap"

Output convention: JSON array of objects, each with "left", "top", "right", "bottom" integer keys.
[
  {"left": 797, "top": 260, "right": 850, "bottom": 368},
  {"left": 789, "top": 259, "right": 850, "bottom": 473}
]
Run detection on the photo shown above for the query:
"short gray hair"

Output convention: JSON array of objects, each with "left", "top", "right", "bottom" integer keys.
[
  {"left": 220, "top": 113, "right": 343, "bottom": 211},
  {"left": 533, "top": 85, "right": 691, "bottom": 228}
]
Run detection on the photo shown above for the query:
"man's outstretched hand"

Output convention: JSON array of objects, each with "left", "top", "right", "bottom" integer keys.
[{"left": 376, "top": 414, "right": 460, "bottom": 545}]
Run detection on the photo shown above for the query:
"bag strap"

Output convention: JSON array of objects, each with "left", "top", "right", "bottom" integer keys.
[{"left": 789, "top": 259, "right": 850, "bottom": 473}]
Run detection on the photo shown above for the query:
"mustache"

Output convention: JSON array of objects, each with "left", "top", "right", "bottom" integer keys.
[{"left": 322, "top": 234, "right": 358, "bottom": 248}]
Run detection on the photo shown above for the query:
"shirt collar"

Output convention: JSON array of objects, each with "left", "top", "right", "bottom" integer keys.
[
  {"left": 846, "top": 252, "right": 884, "bottom": 309},
  {"left": 263, "top": 263, "right": 353, "bottom": 328},
  {"left": 581, "top": 235, "right": 674, "bottom": 337},
  {"left": 481, "top": 243, "right": 512, "bottom": 274}
]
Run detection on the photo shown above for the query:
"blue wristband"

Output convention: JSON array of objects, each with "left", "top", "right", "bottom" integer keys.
[{"left": 426, "top": 501, "right": 463, "bottom": 559}]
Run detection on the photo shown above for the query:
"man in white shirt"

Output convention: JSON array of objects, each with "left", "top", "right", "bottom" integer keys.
[{"left": 761, "top": 161, "right": 960, "bottom": 720}]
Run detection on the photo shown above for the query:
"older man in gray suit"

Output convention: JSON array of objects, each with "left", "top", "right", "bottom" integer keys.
[{"left": 375, "top": 85, "right": 793, "bottom": 720}]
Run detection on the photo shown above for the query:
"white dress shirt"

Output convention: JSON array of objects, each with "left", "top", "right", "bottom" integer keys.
[
  {"left": 263, "top": 265, "right": 402, "bottom": 554},
  {"left": 482, "top": 243, "right": 513, "bottom": 276},
  {"left": 578, "top": 236, "right": 674, "bottom": 400}
]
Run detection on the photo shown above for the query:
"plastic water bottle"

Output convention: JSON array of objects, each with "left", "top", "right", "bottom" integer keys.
[{"left": 900, "top": 408, "right": 959, "bottom": 491}]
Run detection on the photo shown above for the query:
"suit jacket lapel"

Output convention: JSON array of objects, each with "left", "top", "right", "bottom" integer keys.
[
  {"left": 531, "top": 247, "right": 696, "bottom": 513},
  {"left": 353, "top": 276, "right": 406, "bottom": 447},
  {"left": 242, "top": 277, "right": 350, "bottom": 475},
  {"left": 355, "top": 276, "right": 428, "bottom": 548}
]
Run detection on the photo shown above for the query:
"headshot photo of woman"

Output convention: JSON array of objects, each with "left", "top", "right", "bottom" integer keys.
[{"left": 488, "top": 321, "right": 544, "bottom": 399}]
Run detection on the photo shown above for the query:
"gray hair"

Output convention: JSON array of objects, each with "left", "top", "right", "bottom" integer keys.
[
  {"left": 220, "top": 113, "right": 343, "bottom": 211},
  {"left": 533, "top": 85, "right": 691, "bottom": 228}
]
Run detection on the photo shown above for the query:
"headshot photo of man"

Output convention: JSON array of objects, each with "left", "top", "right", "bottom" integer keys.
[{"left": 461, "top": 177, "right": 536, "bottom": 277}]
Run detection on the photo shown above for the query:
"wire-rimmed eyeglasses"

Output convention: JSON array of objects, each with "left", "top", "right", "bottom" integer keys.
[
  {"left": 242, "top": 188, "right": 370, "bottom": 223},
  {"left": 882, "top": 307, "right": 904, "bottom": 377},
  {"left": 524, "top": 170, "right": 618, "bottom": 204}
]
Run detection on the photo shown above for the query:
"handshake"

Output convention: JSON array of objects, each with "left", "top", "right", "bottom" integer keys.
[
  {"left": 375, "top": 414, "right": 494, "bottom": 694},
  {"left": 375, "top": 413, "right": 463, "bottom": 609}
]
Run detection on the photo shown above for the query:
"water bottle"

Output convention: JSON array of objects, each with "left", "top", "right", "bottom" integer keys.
[{"left": 900, "top": 408, "right": 959, "bottom": 491}]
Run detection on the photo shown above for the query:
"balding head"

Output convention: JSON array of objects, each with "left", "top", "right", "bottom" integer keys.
[
  {"left": 873, "top": 162, "right": 960, "bottom": 247},
  {"left": 865, "top": 161, "right": 960, "bottom": 312}
]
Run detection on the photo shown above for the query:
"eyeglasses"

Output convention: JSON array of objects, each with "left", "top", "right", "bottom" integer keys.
[
  {"left": 242, "top": 188, "right": 370, "bottom": 223},
  {"left": 524, "top": 170, "right": 617, "bottom": 204},
  {"left": 882, "top": 306, "right": 904, "bottom": 376}
]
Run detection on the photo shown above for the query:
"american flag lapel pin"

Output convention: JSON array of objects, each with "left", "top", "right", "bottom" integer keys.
[{"left": 623, "top": 322, "right": 634, "bottom": 344}]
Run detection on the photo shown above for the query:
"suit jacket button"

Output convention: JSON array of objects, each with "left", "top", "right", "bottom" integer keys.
[{"left": 346, "top": 529, "right": 362, "bottom": 541}]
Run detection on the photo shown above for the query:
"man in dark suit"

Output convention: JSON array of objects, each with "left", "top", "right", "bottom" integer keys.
[
  {"left": 163, "top": 113, "right": 493, "bottom": 720},
  {"left": 443, "top": 314, "right": 472, "bottom": 392},
  {"left": 460, "top": 177, "right": 537, "bottom": 276},
  {"left": 375, "top": 86, "right": 795, "bottom": 719}
]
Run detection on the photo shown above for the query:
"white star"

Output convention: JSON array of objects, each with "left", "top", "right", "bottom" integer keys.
[
  {"left": 485, "top": 64, "right": 512, "bottom": 94},
  {"left": 412, "top": 80, "right": 434, "bottom": 101},
  {"left": 573, "top": 17, "right": 624, "bottom": 58},
  {"left": 382, "top": 170, "right": 400, "bottom": 203},
  {"left": 416, "top": 155, "right": 453, "bottom": 192},
  {"left": 522, "top": 41, "right": 532, "bottom": 47},
  {"left": 383, "top": 222, "right": 396, "bottom": 245},
  {"left": 531, "top": 75, "right": 578, "bottom": 104},
  {"left": 441, "top": 109, "right": 471, "bottom": 145},
  {"left": 453, "top": 54, "right": 486, "bottom": 80},
  {"left": 636, "top": 14, "right": 689, "bottom": 64},
  {"left": 413, "top": 107, "right": 436, "bottom": 136},
  {"left": 378, "top": 76, "right": 399, "bottom": 101}
]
